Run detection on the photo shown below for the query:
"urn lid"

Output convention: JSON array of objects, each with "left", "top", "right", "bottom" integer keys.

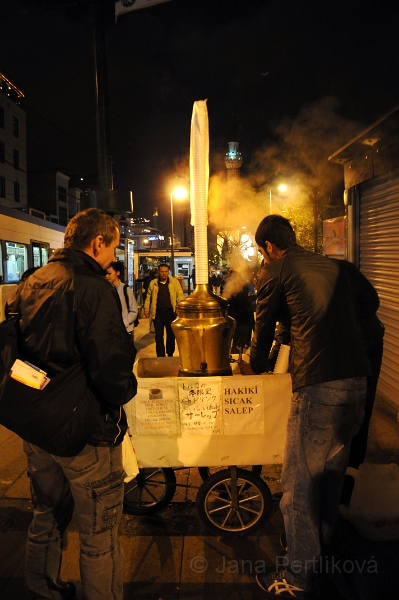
[{"left": 176, "top": 284, "right": 229, "bottom": 314}]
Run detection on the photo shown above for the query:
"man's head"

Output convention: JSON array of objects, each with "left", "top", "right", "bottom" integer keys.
[
  {"left": 64, "top": 208, "right": 120, "bottom": 269},
  {"left": 255, "top": 215, "right": 296, "bottom": 264},
  {"left": 158, "top": 263, "right": 170, "bottom": 282}
]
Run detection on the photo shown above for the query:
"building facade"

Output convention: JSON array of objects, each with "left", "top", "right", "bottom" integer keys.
[
  {"left": 28, "top": 171, "right": 82, "bottom": 225},
  {"left": 0, "top": 72, "right": 27, "bottom": 209},
  {"left": 329, "top": 105, "right": 399, "bottom": 411}
]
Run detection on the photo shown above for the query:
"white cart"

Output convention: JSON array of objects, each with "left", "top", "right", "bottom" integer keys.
[{"left": 123, "top": 357, "right": 292, "bottom": 536}]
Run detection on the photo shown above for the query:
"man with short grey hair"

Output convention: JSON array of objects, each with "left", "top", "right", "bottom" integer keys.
[{"left": 8, "top": 208, "right": 137, "bottom": 600}]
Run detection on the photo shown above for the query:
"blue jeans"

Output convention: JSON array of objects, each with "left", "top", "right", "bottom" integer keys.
[
  {"left": 279, "top": 377, "right": 366, "bottom": 594},
  {"left": 23, "top": 442, "right": 125, "bottom": 600}
]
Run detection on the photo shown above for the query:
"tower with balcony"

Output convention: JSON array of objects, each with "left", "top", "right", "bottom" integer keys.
[{"left": 224, "top": 141, "right": 243, "bottom": 180}]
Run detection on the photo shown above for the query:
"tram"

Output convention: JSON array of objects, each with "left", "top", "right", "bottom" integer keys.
[{"left": 0, "top": 206, "right": 65, "bottom": 317}]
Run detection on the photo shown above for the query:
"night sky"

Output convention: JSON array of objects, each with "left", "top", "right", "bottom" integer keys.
[{"left": 2, "top": 0, "right": 399, "bottom": 227}]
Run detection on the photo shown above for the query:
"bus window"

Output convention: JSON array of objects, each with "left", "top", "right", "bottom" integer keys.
[
  {"left": 5, "top": 242, "right": 28, "bottom": 282},
  {"left": 32, "top": 242, "right": 49, "bottom": 268}
]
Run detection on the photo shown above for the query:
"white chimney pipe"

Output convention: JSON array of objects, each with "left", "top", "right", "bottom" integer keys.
[{"left": 190, "top": 100, "right": 209, "bottom": 285}]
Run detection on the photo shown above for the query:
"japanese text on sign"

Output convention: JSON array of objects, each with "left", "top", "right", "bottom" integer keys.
[{"left": 178, "top": 379, "right": 222, "bottom": 435}]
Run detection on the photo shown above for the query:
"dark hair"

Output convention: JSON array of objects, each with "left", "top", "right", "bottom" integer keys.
[
  {"left": 64, "top": 208, "right": 119, "bottom": 250},
  {"left": 255, "top": 215, "right": 296, "bottom": 250},
  {"left": 158, "top": 263, "right": 169, "bottom": 270},
  {"left": 108, "top": 261, "right": 125, "bottom": 282}
]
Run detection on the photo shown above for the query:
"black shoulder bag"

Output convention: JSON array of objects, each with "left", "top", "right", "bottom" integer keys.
[{"left": 0, "top": 314, "right": 101, "bottom": 457}]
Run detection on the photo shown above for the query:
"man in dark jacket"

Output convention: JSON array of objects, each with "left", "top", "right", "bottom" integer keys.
[
  {"left": 242, "top": 215, "right": 370, "bottom": 599},
  {"left": 7, "top": 208, "right": 137, "bottom": 600}
]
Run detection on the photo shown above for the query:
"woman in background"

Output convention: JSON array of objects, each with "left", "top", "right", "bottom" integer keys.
[{"left": 106, "top": 261, "right": 138, "bottom": 341}]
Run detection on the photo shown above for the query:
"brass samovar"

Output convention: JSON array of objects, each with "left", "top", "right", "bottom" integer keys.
[
  {"left": 172, "top": 284, "right": 235, "bottom": 376},
  {"left": 173, "top": 100, "right": 235, "bottom": 375}
]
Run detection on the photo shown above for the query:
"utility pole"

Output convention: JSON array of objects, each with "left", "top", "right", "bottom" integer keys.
[{"left": 92, "top": 0, "right": 113, "bottom": 193}]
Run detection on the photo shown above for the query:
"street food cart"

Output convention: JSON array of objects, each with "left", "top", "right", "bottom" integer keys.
[{"left": 123, "top": 357, "right": 292, "bottom": 536}]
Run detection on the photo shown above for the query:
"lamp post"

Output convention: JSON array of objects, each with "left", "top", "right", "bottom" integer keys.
[
  {"left": 170, "top": 186, "right": 188, "bottom": 276},
  {"left": 269, "top": 184, "right": 287, "bottom": 214}
]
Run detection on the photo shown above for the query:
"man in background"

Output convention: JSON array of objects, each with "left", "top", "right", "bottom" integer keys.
[
  {"left": 144, "top": 262, "right": 184, "bottom": 357},
  {"left": 241, "top": 215, "right": 370, "bottom": 599},
  {"left": 8, "top": 208, "right": 137, "bottom": 600}
]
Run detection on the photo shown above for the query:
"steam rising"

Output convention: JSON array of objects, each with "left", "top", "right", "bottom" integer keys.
[
  {"left": 208, "top": 97, "right": 362, "bottom": 233},
  {"left": 205, "top": 97, "right": 363, "bottom": 296}
]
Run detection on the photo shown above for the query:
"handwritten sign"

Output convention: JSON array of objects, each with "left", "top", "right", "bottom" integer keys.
[
  {"left": 222, "top": 378, "right": 264, "bottom": 435},
  {"left": 134, "top": 378, "right": 178, "bottom": 435},
  {"left": 178, "top": 378, "right": 222, "bottom": 435}
]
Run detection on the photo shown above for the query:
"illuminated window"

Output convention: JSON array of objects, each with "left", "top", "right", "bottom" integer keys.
[
  {"left": 32, "top": 242, "right": 49, "bottom": 268},
  {"left": 5, "top": 242, "right": 27, "bottom": 282}
]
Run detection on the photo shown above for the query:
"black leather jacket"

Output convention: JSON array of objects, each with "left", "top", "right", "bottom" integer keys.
[
  {"left": 7, "top": 248, "right": 137, "bottom": 445},
  {"left": 250, "top": 245, "right": 371, "bottom": 391}
]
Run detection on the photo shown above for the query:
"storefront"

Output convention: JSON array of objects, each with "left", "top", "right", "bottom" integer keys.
[{"left": 329, "top": 106, "right": 399, "bottom": 410}]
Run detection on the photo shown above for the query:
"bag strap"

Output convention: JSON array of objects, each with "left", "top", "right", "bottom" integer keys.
[
  {"left": 123, "top": 284, "right": 139, "bottom": 325},
  {"left": 123, "top": 284, "right": 131, "bottom": 312}
]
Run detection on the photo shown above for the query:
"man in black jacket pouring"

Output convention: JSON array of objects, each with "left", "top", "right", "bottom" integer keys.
[
  {"left": 7, "top": 208, "right": 137, "bottom": 600},
  {"left": 241, "top": 215, "right": 370, "bottom": 599}
]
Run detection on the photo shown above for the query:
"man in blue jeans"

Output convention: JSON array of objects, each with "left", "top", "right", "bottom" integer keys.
[
  {"left": 241, "top": 215, "right": 370, "bottom": 599},
  {"left": 8, "top": 209, "right": 137, "bottom": 600}
]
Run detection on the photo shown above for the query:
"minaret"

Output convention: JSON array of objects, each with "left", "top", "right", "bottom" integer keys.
[
  {"left": 152, "top": 207, "right": 159, "bottom": 230},
  {"left": 224, "top": 141, "right": 243, "bottom": 180}
]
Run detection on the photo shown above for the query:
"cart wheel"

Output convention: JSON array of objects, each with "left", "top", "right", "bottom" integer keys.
[
  {"left": 196, "top": 468, "right": 272, "bottom": 535},
  {"left": 197, "top": 465, "right": 262, "bottom": 481},
  {"left": 123, "top": 468, "right": 176, "bottom": 515}
]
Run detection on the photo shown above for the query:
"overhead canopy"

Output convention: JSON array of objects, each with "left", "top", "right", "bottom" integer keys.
[{"left": 328, "top": 105, "right": 399, "bottom": 189}]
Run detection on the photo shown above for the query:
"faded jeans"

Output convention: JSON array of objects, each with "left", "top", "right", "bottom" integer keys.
[
  {"left": 23, "top": 442, "right": 125, "bottom": 600},
  {"left": 279, "top": 377, "right": 366, "bottom": 595}
]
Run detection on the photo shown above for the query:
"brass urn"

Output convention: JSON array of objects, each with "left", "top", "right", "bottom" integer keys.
[{"left": 172, "top": 284, "right": 235, "bottom": 377}]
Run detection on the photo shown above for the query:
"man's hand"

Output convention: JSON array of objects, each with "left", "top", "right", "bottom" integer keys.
[
  {"left": 144, "top": 311, "right": 149, "bottom": 318},
  {"left": 239, "top": 362, "right": 257, "bottom": 376},
  {"left": 239, "top": 361, "right": 274, "bottom": 376}
]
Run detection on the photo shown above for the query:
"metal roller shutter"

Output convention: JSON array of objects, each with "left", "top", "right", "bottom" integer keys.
[{"left": 358, "top": 172, "right": 399, "bottom": 410}]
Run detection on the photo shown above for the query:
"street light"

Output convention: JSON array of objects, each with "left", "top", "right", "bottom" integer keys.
[
  {"left": 143, "top": 238, "right": 152, "bottom": 250},
  {"left": 269, "top": 184, "right": 287, "bottom": 214},
  {"left": 170, "top": 186, "right": 188, "bottom": 276}
]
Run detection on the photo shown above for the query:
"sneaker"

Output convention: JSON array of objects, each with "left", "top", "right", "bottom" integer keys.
[{"left": 256, "top": 570, "right": 318, "bottom": 599}]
